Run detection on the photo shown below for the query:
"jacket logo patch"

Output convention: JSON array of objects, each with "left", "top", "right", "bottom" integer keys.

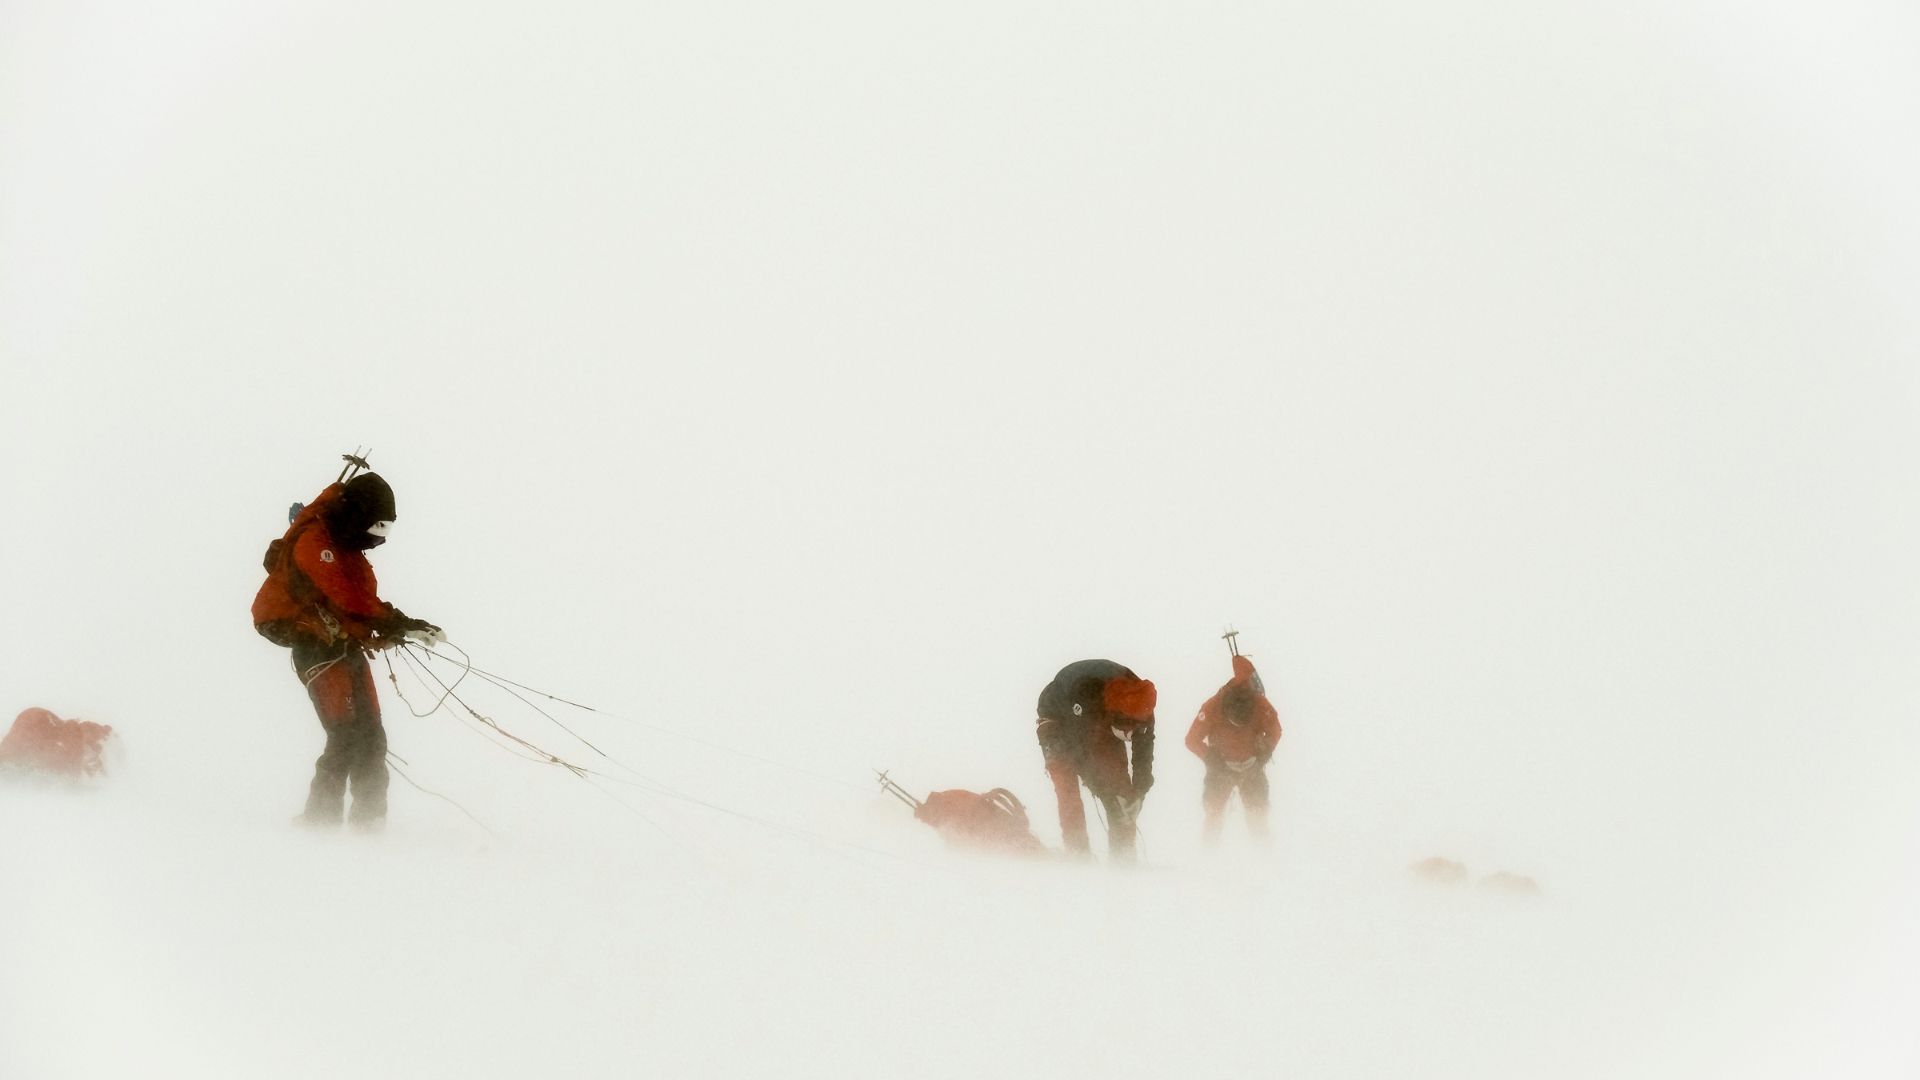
[{"left": 319, "top": 549, "right": 335, "bottom": 563}]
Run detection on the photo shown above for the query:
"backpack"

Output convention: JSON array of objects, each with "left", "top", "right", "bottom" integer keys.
[
  {"left": 0, "top": 708, "right": 115, "bottom": 777},
  {"left": 980, "top": 788, "right": 1032, "bottom": 831},
  {"left": 251, "top": 486, "right": 344, "bottom": 647}
]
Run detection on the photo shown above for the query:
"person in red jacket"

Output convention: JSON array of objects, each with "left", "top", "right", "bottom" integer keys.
[
  {"left": 1034, "top": 659, "right": 1157, "bottom": 861},
  {"left": 1185, "top": 654, "right": 1282, "bottom": 844},
  {"left": 254, "top": 472, "right": 439, "bottom": 829}
]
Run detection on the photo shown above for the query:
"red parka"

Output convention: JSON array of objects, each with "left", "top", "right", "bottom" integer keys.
[
  {"left": 1185, "top": 655, "right": 1282, "bottom": 764},
  {"left": 252, "top": 484, "right": 399, "bottom": 647}
]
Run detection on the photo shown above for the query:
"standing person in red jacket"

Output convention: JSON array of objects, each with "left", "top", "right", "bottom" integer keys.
[
  {"left": 1035, "top": 659, "right": 1157, "bottom": 862},
  {"left": 253, "top": 471, "right": 440, "bottom": 829},
  {"left": 1185, "top": 654, "right": 1282, "bottom": 845}
]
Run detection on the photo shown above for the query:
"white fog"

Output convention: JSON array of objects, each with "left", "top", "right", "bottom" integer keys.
[{"left": 3, "top": 2, "right": 1916, "bottom": 1077}]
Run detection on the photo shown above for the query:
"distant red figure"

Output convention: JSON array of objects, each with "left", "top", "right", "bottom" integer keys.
[
  {"left": 1185, "top": 654, "right": 1282, "bottom": 844},
  {"left": 0, "top": 708, "right": 114, "bottom": 778},
  {"left": 913, "top": 788, "right": 1049, "bottom": 855}
]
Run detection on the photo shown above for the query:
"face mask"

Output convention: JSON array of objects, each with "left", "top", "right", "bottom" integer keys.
[{"left": 366, "top": 520, "right": 393, "bottom": 538}]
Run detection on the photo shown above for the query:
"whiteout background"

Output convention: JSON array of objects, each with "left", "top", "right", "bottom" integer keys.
[{"left": 2, "top": 2, "right": 1916, "bottom": 1077}]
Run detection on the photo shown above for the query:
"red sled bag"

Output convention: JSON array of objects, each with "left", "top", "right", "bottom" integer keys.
[
  {"left": 914, "top": 788, "right": 1048, "bottom": 855},
  {"left": 0, "top": 708, "right": 114, "bottom": 778}
]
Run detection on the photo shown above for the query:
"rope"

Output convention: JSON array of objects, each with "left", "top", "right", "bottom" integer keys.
[
  {"left": 408, "top": 645, "right": 870, "bottom": 795},
  {"left": 396, "top": 647, "right": 588, "bottom": 774},
  {"left": 1089, "top": 791, "right": 1151, "bottom": 866},
  {"left": 386, "top": 753, "right": 497, "bottom": 840},
  {"left": 461, "top": 664, "right": 611, "bottom": 760},
  {"left": 395, "top": 647, "right": 691, "bottom": 849},
  {"left": 381, "top": 641, "right": 467, "bottom": 717},
  {"left": 395, "top": 644, "right": 597, "bottom": 754},
  {"left": 392, "top": 645, "right": 901, "bottom": 865},
  {"left": 583, "top": 762, "right": 906, "bottom": 863},
  {"left": 297, "top": 652, "right": 346, "bottom": 688}
]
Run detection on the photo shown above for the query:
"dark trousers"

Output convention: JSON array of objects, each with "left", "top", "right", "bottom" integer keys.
[
  {"left": 1201, "top": 760, "right": 1270, "bottom": 844},
  {"left": 291, "top": 641, "right": 388, "bottom": 827}
]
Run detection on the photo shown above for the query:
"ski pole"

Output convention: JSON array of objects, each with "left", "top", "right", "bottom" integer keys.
[{"left": 874, "top": 769, "right": 922, "bottom": 809}]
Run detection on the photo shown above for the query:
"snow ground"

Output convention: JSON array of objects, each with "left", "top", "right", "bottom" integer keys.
[{"left": 3, "top": 681, "right": 1912, "bottom": 1080}]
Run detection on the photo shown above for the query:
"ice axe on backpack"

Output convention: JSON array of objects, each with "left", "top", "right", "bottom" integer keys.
[
  {"left": 285, "top": 448, "right": 374, "bottom": 524},
  {"left": 1220, "top": 624, "right": 1268, "bottom": 696},
  {"left": 337, "top": 446, "right": 372, "bottom": 483}
]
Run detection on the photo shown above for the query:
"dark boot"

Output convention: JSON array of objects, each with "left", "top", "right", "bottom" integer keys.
[
  {"left": 345, "top": 723, "right": 390, "bottom": 830},
  {"left": 1200, "top": 763, "right": 1235, "bottom": 847},
  {"left": 1100, "top": 795, "right": 1139, "bottom": 864},
  {"left": 1242, "top": 767, "right": 1272, "bottom": 845},
  {"left": 301, "top": 736, "right": 350, "bottom": 826}
]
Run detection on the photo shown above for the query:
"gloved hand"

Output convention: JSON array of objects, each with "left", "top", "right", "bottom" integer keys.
[
  {"left": 378, "top": 611, "right": 443, "bottom": 648},
  {"left": 1131, "top": 773, "right": 1154, "bottom": 799}
]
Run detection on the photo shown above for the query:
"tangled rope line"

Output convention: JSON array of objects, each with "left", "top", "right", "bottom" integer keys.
[
  {"left": 404, "top": 647, "right": 869, "bottom": 795},
  {"left": 379, "top": 643, "right": 905, "bottom": 864},
  {"left": 385, "top": 752, "right": 497, "bottom": 840}
]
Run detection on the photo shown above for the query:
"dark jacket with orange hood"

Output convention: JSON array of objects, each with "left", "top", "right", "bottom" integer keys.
[{"left": 1035, "top": 659, "right": 1157, "bottom": 799}]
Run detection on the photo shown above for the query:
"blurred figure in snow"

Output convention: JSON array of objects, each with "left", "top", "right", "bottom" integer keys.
[
  {"left": 1034, "top": 660, "right": 1157, "bottom": 861},
  {"left": 252, "top": 471, "right": 440, "bottom": 830},
  {"left": 1185, "top": 654, "right": 1282, "bottom": 845}
]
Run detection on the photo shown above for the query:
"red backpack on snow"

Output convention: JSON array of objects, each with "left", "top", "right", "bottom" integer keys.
[
  {"left": 914, "top": 788, "right": 1048, "bottom": 855},
  {"left": 0, "top": 708, "right": 114, "bottom": 777}
]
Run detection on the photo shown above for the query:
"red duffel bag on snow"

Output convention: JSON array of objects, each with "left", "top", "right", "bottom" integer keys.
[
  {"left": 0, "top": 708, "right": 114, "bottom": 777},
  {"left": 914, "top": 788, "right": 1049, "bottom": 855}
]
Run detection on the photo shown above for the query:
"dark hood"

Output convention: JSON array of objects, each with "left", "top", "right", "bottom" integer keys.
[{"left": 322, "top": 472, "right": 396, "bottom": 551}]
